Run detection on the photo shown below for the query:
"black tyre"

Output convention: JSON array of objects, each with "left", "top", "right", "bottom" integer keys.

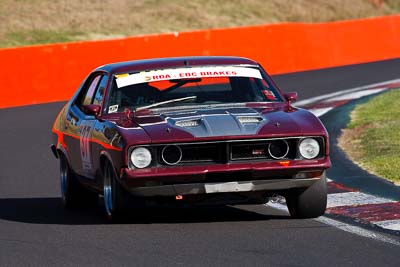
[
  {"left": 103, "top": 160, "right": 132, "bottom": 219},
  {"left": 285, "top": 172, "right": 327, "bottom": 219},
  {"left": 59, "top": 153, "right": 98, "bottom": 209}
]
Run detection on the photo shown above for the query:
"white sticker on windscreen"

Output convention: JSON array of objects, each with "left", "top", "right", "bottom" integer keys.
[
  {"left": 115, "top": 66, "right": 262, "bottom": 88},
  {"left": 108, "top": 105, "right": 118, "bottom": 113}
]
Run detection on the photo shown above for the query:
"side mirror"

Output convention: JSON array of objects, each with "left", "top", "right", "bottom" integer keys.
[
  {"left": 284, "top": 92, "right": 298, "bottom": 103},
  {"left": 82, "top": 104, "right": 101, "bottom": 117}
]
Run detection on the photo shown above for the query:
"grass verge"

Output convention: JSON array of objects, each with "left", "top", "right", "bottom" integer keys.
[
  {"left": 0, "top": 0, "right": 400, "bottom": 48},
  {"left": 5, "top": 30, "right": 83, "bottom": 47},
  {"left": 339, "top": 89, "right": 400, "bottom": 185}
]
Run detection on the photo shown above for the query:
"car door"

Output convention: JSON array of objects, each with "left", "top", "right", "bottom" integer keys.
[
  {"left": 79, "top": 74, "right": 109, "bottom": 179},
  {"left": 65, "top": 73, "right": 103, "bottom": 177}
]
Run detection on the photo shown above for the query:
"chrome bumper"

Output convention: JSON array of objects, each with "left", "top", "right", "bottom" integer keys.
[{"left": 128, "top": 177, "right": 320, "bottom": 197}]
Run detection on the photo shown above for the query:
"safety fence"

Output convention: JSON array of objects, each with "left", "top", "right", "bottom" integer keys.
[{"left": 1, "top": 15, "right": 400, "bottom": 108}]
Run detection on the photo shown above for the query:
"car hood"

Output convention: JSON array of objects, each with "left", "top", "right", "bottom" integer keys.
[{"left": 127, "top": 104, "right": 327, "bottom": 144}]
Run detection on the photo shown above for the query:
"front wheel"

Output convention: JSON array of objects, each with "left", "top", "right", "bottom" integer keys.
[
  {"left": 285, "top": 172, "right": 327, "bottom": 219},
  {"left": 103, "top": 161, "right": 132, "bottom": 219}
]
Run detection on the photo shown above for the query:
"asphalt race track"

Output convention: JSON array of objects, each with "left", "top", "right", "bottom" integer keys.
[{"left": 1, "top": 59, "right": 400, "bottom": 266}]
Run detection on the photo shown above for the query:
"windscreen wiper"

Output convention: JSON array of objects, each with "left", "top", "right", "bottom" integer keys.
[
  {"left": 136, "top": 96, "right": 197, "bottom": 111},
  {"left": 164, "top": 78, "right": 202, "bottom": 92}
]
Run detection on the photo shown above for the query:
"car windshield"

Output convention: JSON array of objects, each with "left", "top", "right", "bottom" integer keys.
[{"left": 106, "top": 65, "right": 283, "bottom": 113}]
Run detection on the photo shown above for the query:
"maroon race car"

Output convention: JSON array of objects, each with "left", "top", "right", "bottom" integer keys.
[{"left": 51, "top": 56, "right": 330, "bottom": 219}]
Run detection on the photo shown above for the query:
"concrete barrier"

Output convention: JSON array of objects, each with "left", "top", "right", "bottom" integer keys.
[{"left": 1, "top": 15, "right": 400, "bottom": 108}]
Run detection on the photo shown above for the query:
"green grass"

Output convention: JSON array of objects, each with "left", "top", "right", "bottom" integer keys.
[
  {"left": 343, "top": 89, "right": 400, "bottom": 184},
  {"left": 1, "top": 0, "right": 400, "bottom": 48},
  {"left": 5, "top": 30, "right": 83, "bottom": 47}
]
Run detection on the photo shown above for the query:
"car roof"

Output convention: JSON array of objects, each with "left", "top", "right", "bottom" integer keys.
[{"left": 96, "top": 56, "right": 259, "bottom": 74}]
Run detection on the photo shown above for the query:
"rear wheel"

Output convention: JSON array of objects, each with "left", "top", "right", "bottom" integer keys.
[
  {"left": 59, "top": 153, "right": 98, "bottom": 209},
  {"left": 285, "top": 172, "right": 327, "bottom": 219}
]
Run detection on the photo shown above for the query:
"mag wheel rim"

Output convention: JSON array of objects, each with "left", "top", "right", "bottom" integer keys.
[
  {"left": 103, "top": 164, "right": 113, "bottom": 216},
  {"left": 60, "top": 158, "right": 68, "bottom": 202}
]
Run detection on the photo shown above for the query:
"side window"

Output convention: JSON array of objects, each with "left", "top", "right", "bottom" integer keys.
[
  {"left": 92, "top": 74, "right": 108, "bottom": 106},
  {"left": 81, "top": 75, "right": 101, "bottom": 106}
]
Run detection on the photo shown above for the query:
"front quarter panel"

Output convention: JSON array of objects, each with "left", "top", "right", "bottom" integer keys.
[
  {"left": 90, "top": 120, "right": 124, "bottom": 188},
  {"left": 90, "top": 120, "right": 152, "bottom": 189},
  {"left": 289, "top": 108, "right": 328, "bottom": 135}
]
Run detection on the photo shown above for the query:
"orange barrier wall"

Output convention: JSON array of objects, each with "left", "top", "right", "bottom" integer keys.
[{"left": 1, "top": 15, "right": 400, "bottom": 108}]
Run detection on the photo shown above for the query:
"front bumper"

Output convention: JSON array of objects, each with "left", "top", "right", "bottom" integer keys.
[
  {"left": 119, "top": 158, "right": 330, "bottom": 197},
  {"left": 127, "top": 177, "right": 320, "bottom": 197},
  {"left": 122, "top": 158, "right": 329, "bottom": 178}
]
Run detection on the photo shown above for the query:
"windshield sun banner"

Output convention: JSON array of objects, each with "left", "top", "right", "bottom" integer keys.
[{"left": 115, "top": 66, "right": 262, "bottom": 88}]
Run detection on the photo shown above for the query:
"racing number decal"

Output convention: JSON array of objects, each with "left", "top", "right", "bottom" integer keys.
[{"left": 80, "top": 121, "right": 96, "bottom": 177}]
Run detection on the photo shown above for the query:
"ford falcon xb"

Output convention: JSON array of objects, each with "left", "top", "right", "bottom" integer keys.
[{"left": 51, "top": 56, "right": 330, "bottom": 219}]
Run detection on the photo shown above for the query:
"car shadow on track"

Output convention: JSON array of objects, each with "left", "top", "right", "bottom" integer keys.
[{"left": 0, "top": 197, "right": 290, "bottom": 225}]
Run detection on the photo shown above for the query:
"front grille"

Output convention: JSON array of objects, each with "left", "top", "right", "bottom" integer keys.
[
  {"left": 180, "top": 144, "right": 224, "bottom": 163},
  {"left": 230, "top": 139, "right": 297, "bottom": 160},
  {"left": 231, "top": 143, "right": 267, "bottom": 160},
  {"left": 149, "top": 137, "right": 324, "bottom": 166},
  {"left": 156, "top": 143, "right": 225, "bottom": 165}
]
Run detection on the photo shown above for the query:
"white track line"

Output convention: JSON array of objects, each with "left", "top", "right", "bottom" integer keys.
[
  {"left": 317, "top": 216, "right": 400, "bottom": 246},
  {"left": 374, "top": 220, "right": 400, "bottom": 231},
  {"left": 308, "top": 107, "right": 333, "bottom": 117},
  {"left": 265, "top": 202, "right": 400, "bottom": 246},
  {"left": 307, "top": 88, "right": 387, "bottom": 116},
  {"left": 325, "top": 88, "right": 386, "bottom": 102},
  {"left": 327, "top": 192, "right": 396, "bottom": 208},
  {"left": 295, "top": 78, "right": 400, "bottom": 107}
]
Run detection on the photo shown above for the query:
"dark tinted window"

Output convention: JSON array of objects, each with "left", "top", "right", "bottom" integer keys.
[
  {"left": 107, "top": 66, "right": 282, "bottom": 112},
  {"left": 82, "top": 75, "right": 101, "bottom": 106},
  {"left": 92, "top": 74, "right": 108, "bottom": 106}
]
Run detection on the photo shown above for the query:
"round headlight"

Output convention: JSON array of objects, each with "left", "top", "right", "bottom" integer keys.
[
  {"left": 299, "top": 138, "right": 320, "bottom": 159},
  {"left": 130, "top": 147, "right": 152, "bottom": 168}
]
